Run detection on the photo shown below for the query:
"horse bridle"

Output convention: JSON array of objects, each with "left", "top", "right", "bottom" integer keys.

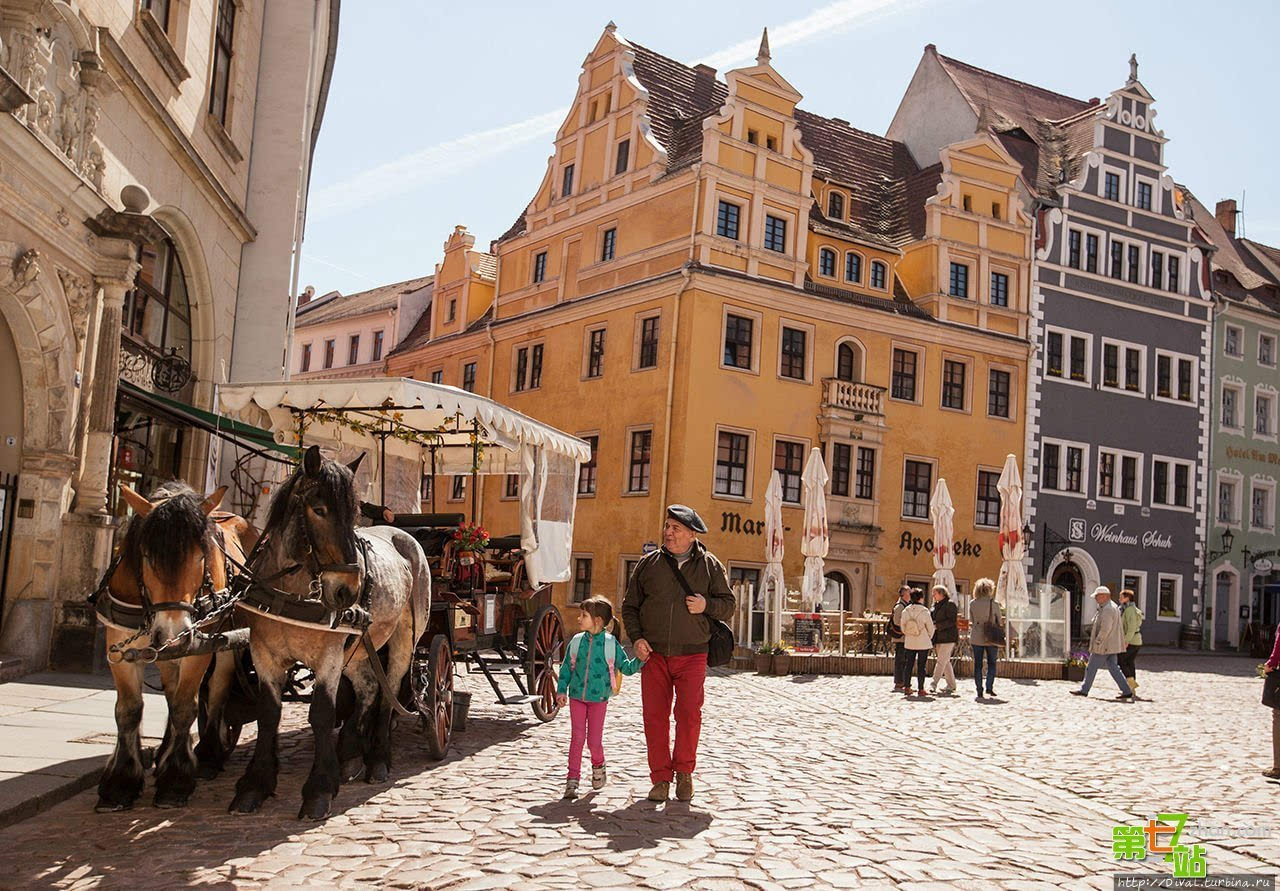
[{"left": 246, "top": 478, "right": 364, "bottom": 605}]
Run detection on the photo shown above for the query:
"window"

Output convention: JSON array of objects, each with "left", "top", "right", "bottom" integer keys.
[
  {"left": 941, "top": 359, "right": 966, "bottom": 410},
  {"left": 372, "top": 330, "right": 384, "bottom": 362},
  {"left": 1176, "top": 358, "right": 1192, "bottom": 402},
  {"left": 764, "top": 215, "right": 787, "bottom": 253},
  {"left": 1127, "top": 245, "right": 1140, "bottom": 284},
  {"left": 766, "top": 135, "right": 777, "bottom": 151},
  {"left": 1069, "top": 336, "right": 1087, "bottom": 381},
  {"left": 1097, "top": 449, "right": 1139, "bottom": 502},
  {"left": 637, "top": 315, "right": 659, "bottom": 369},
  {"left": 827, "top": 192, "right": 844, "bottom": 219},
  {"left": 1042, "top": 440, "right": 1087, "bottom": 494},
  {"left": 586, "top": 328, "right": 606, "bottom": 379},
  {"left": 818, "top": 248, "right": 836, "bottom": 278},
  {"left": 845, "top": 253, "right": 861, "bottom": 283},
  {"left": 144, "top": 0, "right": 172, "bottom": 31},
  {"left": 855, "top": 447, "right": 875, "bottom": 500},
  {"left": 578, "top": 435, "right": 598, "bottom": 496},
  {"left": 1225, "top": 325, "right": 1243, "bottom": 357},
  {"left": 1156, "top": 354, "right": 1171, "bottom": 398},
  {"left": 1124, "top": 347, "right": 1142, "bottom": 392},
  {"left": 462, "top": 362, "right": 476, "bottom": 392},
  {"left": 988, "top": 368, "right": 1011, "bottom": 418},
  {"left": 530, "top": 343, "right": 543, "bottom": 389},
  {"left": 420, "top": 474, "right": 433, "bottom": 504},
  {"left": 1103, "top": 343, "right": 1119, "bottom": 388},
  {"left": 1157, "top": 574, "right": 1180, "bottom": 620},
  {"left": 716, "top": 201, "right": 740, "bottom": 240},
  {"left": 870, "top": 261, "right": 887, "bottom": 289},
  {"left": 601, "top": 228, "right": 616, "bottom": 262},
  {"left": 775, "top": 440, "right": 804, "bottom": 504},
  {"left": 503, "top": 474, "right": 520, "bottom": 499},
  {"left": 1258, "top": 392, "right": 1276, "bottom": 436},
  {"left": 1136, "top": 181, "right": 1153, "bottom": 211},
  {"left": 347, "top": 335, "right": 360, "bottom": 366},
  {"left": 991, "top": 202, "right": 1002, "bottom": 220},
  {"left": 1152, "top": 458, "right": 1192, "bottom": 508},
  {"left": 723, "top": 314, "right": 754, "bottom": 369},
  {"left": 430, "top": 369, "right": 443, "bottom": 384},
  {"left": 561, "top": 164, "right": 574, "bottom": 197},
  {"left": 990, "top": 272, "right": 1009, "bottom": 307},
  {"left": 902, "top": 459, "right": 932, "bottom": 519},
  {"left": 1109, "top": 241, "right": 1123, "bottom": 279},
  {"left": 1102, "top": 341, "right": 1144, "bottom": 394},
  {"left": 209, "top": 0, "right": 235, "bottom": 125},
  {"left": 837, "top": 342, "right": 859, "bottom": 382},
  {"left": 780, "top": 327, "right": 807, "bottom": 380},
  {"left": 299, "top": 343, "right": 312, "bottom": 373},
  {"left": 714, "top": 431, "right": 750, "bottom": 497},
  {"left": 1150, "top": 251, "right": 1164, "bottom": 290},
  {"left": 975, "top": 470, "right": 1000, "bottom": 527},
  {"left": 615, "top": 138, "right": 630, "bottom": 175},
  {"left": 891, "top": 348, "right": 918, "bottom": 401},
  {"left": 1104, "top": 172, "right": 1120, "bottom": 202},
  {"left": 1167, "top": 255, "right": 1180, "bottom": 293},
  {"left": 1065, "top": 446, "right": 1084, "bottom": 493},
  {"left": 1260, "top": 334, "right": 1276, "bottom": 366},
  {"left": 449, "top": 476, "right": 466, "bottom": 502},
  {"left": 627, "top": 429, "right": 652, "bottom": 493},
  {"left": 1068, "top": 230, "right": 1081, "bottom": 268},
  {"left": 1085, "top": 234, "right": 1099, "bottom": 274},
  {"left": 962, "top": 194, "right": 972, "bottom": 212},
  {"left": 746, "top": 129, "right": 758, "bottom": 145},
  {"left": 533, "top": 251, "right": 547, "bottom": 284},
  {"left": 1252, "top": 484, "right": 1274, "bottom": 530},
  {"left": 514, "top": 347, "right": 528, "bottom": 392},
  {"left": 323, "top": 339, "right": 335, "bottom": 369},
  {"left": 446, "top": 299, "right": 456, "bottom": 322},
  {"left": 949, "top": 262, "right": 969, "bottom": 298},
  {"left": 1042, "top": 443, "right": 1060, "bottom": 491},
  {"left": 831, "top": 443, "right": 851, "bottom": 498},
  {"left": 573, "top": 558, "right": 593, "bottom": 602},
  {"left": 1044, "top": 330, "right": 1089, "bottom": 383},
  {"left": 1122, "top": 572, "right": 1147, "bottom": 616},
  {"left": 1219, "top": 478, "right": 1238, "bottom": 524},
  {"left": 1222, "top": 384, "right": 1240, "bottom": 429},
  {"left": 1046, "top": 331, "right": 1063, "bottom": 378}
]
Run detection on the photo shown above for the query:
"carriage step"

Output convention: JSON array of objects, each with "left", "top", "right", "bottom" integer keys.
[{"left": 497, "top": 694, "right": 537, "bottom": 705}]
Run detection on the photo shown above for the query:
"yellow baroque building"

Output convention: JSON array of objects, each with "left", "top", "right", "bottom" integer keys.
[{"left": 387, "top": 26, "right": 1034, "bottom": 628}]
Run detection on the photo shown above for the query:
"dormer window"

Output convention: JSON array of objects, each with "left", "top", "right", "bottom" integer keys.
[
  {"left": 818, "top": 248, "right": 836, "bottom": 278},
  {"left": 747, "top": 129, "right": 758, "bottom": 145},
  {"left": 827, "top": 192, "right": 844, "bottom": 220},
  {"left": 870, "top": 261, "right": 887, "bottom": 290},
  {"left": 561, "top": 164, "right": 575, "bottom": 198}
]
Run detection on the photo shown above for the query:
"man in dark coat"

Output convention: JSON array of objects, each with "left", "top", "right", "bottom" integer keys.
[
  {"left": 889, "top": 585, "right": 912, "bottom": 692},
  {"left": 622, "top": 504, "right": 735, "bottom": 804}
]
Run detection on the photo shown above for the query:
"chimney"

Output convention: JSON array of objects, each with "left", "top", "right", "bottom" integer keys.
[
  {"left": 299, "top": 285, "right": 315, "bottom": 306},
  {"left": 693, "top": 64, "right": 716, "bottom": 107},
  {"left": 694, "top": 63, "right": 716, "bottom": 81},
  {"left": 1216, "top": 199, "right": 1238, "bottom": 239}
]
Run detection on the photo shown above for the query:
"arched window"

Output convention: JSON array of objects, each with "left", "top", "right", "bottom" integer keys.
[
  {"left": 845, "top": 252, "right": 862, "bottom": 284},
  {"left": 122, "top": 235, "right": 191, "bottom": 358},
  {"left": 870, "top": 260, "right": 887, "bottom": 290},
  {"left": 827, "top": 191, "right": 844, "bottom": 220},
  {"left": 836, "top": 341, "right": 863, "bottom": 382},
  {"left": 818, "top": 247, "right": 836, "bottom": 278}
]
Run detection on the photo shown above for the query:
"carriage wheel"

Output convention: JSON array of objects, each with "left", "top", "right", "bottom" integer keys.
[
  {"left": 415, "top": 634, "right": 453, "bottom": 760},
  {"left": 526, "top": 605, "right": 564, "bottom": 723}
]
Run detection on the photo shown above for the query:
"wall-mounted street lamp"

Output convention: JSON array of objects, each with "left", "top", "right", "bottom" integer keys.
[{"left": 1207, "top": 528, "right": 1235, "bottom": 562}]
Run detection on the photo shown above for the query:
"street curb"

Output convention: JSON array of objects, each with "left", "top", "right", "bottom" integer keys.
[{"left": 0, "top": 763, "right": 104, "bottom": 832}]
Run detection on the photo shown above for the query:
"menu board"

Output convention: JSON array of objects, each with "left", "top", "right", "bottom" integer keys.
[{"left": 793, "top": 614, "right": 822, "bottom": 653}]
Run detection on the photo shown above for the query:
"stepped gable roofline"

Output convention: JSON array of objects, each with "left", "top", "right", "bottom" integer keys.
[{"left": 295, "top": 274, "right": 434, "bottom": 327}]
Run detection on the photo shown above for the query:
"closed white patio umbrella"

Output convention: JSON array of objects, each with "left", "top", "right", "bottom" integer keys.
[
  {"left": 800, "top": 448, "right": 830, "bottom": 613},
  {"left": 929, "top": 478, "right": 957, "bottom": 598},
  {"left": 762, "top": 470, "right": 785, "bottom": 645},
  {"left": 996, "top": 453, "right": 1029, "bottom": 614}
]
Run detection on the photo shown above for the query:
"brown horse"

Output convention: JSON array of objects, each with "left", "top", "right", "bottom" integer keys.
[{"left": 96, "top": 481, "right": 256, "bottom": 811}]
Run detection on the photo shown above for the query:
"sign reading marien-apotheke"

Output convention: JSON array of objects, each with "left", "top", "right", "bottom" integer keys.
[{"left": 1069, "top": 519, "right": 1173, "bottom": 550}]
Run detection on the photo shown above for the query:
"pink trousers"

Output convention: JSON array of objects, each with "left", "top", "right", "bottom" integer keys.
[{"left": 567, "top": 698, "right": 607, "bottom": 780}]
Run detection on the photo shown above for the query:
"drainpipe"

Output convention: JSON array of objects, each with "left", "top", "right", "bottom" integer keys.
[
  {"left": 657, "top": 166, "right": 701, "bottom": 524},
  {"left": 1201, "top": 290, "right": 1226, "bottom": 649}
]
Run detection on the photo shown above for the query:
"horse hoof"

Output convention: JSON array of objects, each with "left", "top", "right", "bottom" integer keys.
[
  {"left": 196, "top": 763, "right": 219, "bottom": 781},
  {"left": 94, "top": 798, "right": 134, "bottom": 813},
  {"left": 140, "top": 747, "right": 156, "bottom": 770},
  {"left": 365, "top": 763, "right": 389, "bottom": 784},
  {"left": 341, "top": 757, "right": 364, "bottom": 783},
  {"left": 229, "top": 788, "right": 267, "bottom": 814},
  {"left": 297, "top": 796, "right": 331, "bottom": 821},
  {"left": 153, "top": 792, "right": 190, "bottom": 809}
]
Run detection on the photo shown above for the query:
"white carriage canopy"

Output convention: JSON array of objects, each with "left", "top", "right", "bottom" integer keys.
[{"left": 218, "top": 378, "right": 592, "bottom": 586}]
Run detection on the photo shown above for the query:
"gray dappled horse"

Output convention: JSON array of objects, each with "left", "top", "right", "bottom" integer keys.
[
  {"left": 97, "top": 482, "right": 253, "bottom": 811},
  {"left": 229, "top": 446, "right": 431, "bottom": 821}
]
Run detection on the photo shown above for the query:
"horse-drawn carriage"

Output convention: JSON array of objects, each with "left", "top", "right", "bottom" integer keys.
[{"left": 94, "top": 378, "right": 586, "bottom": 817}]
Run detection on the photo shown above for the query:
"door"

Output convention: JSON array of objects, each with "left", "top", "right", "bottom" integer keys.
[
  {"left": 1213, "top": 572, "right": 1233, "bottom": 649},
  {"left": 1053, "top": 562, "right": 1085, "bottom": 644}
]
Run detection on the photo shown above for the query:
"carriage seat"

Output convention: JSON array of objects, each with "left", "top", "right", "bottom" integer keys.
[
  {"left": 486, "top": 534, "right": 523, "bottom": 553},
  {"left": 392, "top": 512, "right": 465, "bottom": 528}
]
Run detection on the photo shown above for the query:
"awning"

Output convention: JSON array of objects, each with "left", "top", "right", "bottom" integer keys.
[{"left": 117, "top": 380, "right": 298, "bottom": 463}]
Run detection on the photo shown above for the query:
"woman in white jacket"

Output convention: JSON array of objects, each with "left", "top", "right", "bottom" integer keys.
[{"left": 900, "top": 589, "right": 935, "bottom": 697}]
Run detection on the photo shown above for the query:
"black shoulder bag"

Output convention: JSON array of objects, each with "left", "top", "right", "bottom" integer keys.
[
  {"left": 983, "top": 598, "right": 1006, "bottom": 646},
  {"left": 1264, "top": 670, "right": 1280, "bottom": 709},
  {"left": 661, "top": 552, "right": 735, "bottom": 668}
]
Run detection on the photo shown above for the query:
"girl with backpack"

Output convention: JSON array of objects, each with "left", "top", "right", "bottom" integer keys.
[
  {"left": 555, "top": 596, "right": 645, "bottom": 799},
  {"left": 900, "top": 589, "right": 936, "bottom": 697}
]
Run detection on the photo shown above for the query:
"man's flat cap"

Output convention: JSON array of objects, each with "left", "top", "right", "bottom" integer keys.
[{"left": 666, "top": 504, "right": 707, "bottom": 533}]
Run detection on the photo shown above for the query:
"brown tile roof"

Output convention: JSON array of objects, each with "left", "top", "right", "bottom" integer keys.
[
  {"left": 295, "top": 274, "right": 433, "bottom": 327},
  {"left": 902, "top": 163, "right": 943, "bottom": 241},
  {"left": 390, "top": 305, "right": 493, "bottom": 358},
  {"left": 1183, "top": 190, "right": 1280, "bottom": 315},
  {"left": 474, "top": 252, "right": 498, "bottom": 280}
]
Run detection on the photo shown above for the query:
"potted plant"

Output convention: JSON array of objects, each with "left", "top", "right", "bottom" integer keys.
[
  {"left": 1065, "top": 651, "right": 1089, "bottom": 682},
  {"left": 451, "top": 521, "right": 490, "bottom": 586},
  {"left": 771, "top": 642, "right": 791, "bottom": 676},
  {"left": 754, "top": 644, "right": 773, "bottom": 675}
]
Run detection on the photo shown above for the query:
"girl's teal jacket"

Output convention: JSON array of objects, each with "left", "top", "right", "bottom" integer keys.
[{"left": 555, "top": 630, "right": 643, "bottom": 702}]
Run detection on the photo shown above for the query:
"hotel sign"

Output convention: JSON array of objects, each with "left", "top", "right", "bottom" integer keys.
[{"left": 1226, "top": 446, "right": 1280, "bottom": 467}]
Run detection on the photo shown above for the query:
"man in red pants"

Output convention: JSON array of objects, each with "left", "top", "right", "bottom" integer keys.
[{"left": 622, "top": 504, "right": 735, "bottom": 803}]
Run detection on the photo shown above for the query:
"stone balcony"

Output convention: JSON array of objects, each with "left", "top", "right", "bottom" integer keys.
[{"left": 821, "top": 378, "right": 885, "bottom": 419}]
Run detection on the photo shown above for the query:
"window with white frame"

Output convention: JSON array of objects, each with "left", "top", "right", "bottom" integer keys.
[
  {"left": 1101, "top": 339, "right": 1145, "bottom": 394},
  {"left": 1167, "top": 255, "right": 1181, "bottom": 294},
  {"left": 1154, "top": 351, "right": 1195, "bottom": 404},
  {"left": 1257, "top": 389, "right": 1277, "bottom": 438},
  {"left": 778, "top": 322, "right": 810, "bottom": 381},
  {"left": 512, "top": 342, "right": 544, "bottom": 392},
  {"left": 775, "top": 439, "right": 805, "bottom": 504},
  {"left": 722, "top": 311, "right": 756, "bottom": 371},
  {"left": 1156, "top": 573, "right": 1181, "bottom": 620},
  {"left": 990, "top": 270, "right": 1009, "bottom": 307},
  {"left": 763, "top": 214, "right": 787, "bottom": 253},
  {"left": 1103, "top": 170, "right": 1121, "bottom": 202},
  {"left": 1221, "top": 381, "right": 1244, "bottom": 430},
  {"left": 1108, "top": 238, "right": 1124, "bottom": 280},
  {"left": 818, "top": 247, "right": 837, "bottom": 278},
  {"left": 1136, "top": 180, "right": 1154, "bottom": 212},
  {"left": 1097, "top": 448, "right": 1141, "bottom": 503},
  {"left": 1067, "top": 229, "right": 1082, "bottom": 268},
  {"left": 1127, "top": 243, "right": 1141, "bottom": 284},
  {"left": 1218, "top": 474, "right": 1241, "bottom": 525},
  {"left": 1044, "top": 327, "right": 1091, "bottom": 384},
  {"left": 975, "top": 469, "right": 1001, "bottom": 527},
  {"left": 1085, "top": 233, "right": 1099, "bottom": 274},
  {"left": 1260, "top": 333, "right": 1277, "bottom": 367},
  {"left": 845, "top": 252, "right": 862, "bottom": 284},
  {"left": 1150, "top": 251, "right": 1165, "bottom": 290},
  {"left": 1151, "top": 457, "right": 1193, "bottom": 509},
  {"left": 1041, "top": 439, "right": 1088, "bottom": 495},
  {"left": 902, "top": 458, "right": 934, "bottom": 519},
  {"left": 714, "top": 429, "right": 751, "bottom": 498},
  {"left": 1225, "top": 324, "right": 1243, "bottom": 358},
  {"left": 1251, "top": 479, "right": 1276, "bottom": 531}
]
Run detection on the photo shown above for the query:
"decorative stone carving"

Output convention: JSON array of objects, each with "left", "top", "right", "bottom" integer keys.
[
  {"left": 57, "top": 95, "right": 78, "bottom": 156},
  {"left": 57, "top": 267, "right": 91, "bottom": 351},
  {"left": 10, "top": 247, "right": 41, "bottom": 292}
]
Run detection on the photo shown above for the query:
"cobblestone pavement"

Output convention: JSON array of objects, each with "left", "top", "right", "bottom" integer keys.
[{"left": 0, "top": 654, "right": 1275, "bottom": 889}]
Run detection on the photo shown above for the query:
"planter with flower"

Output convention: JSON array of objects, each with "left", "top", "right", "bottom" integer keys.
[
  {"left": 771, "top": 642, "right": 792, "bottom": 676},
  {"left": 451, "top": 522, "right": 490, "bottom": 587},
  {"left": 754, "top": 644, "right": 773, "bottom": 675},
  {"left": 1065, "top": 651, "right": 1089, "bottom": 682}
]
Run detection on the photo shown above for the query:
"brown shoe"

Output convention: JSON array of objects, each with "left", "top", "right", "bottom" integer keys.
[
  {"left": 675, "top": 772, "right": 694, "bottom": 801},
  {"left": 647, "top": 781, "right": 670, "bottom": 802}
]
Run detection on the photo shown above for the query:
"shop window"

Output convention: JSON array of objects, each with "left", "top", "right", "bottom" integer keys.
[
  {"left": 1157, "top": 574, "right": 1181, "bottom": 619},
  {"left": 123, "top": 235, "right": 193, "bottom": 360}
]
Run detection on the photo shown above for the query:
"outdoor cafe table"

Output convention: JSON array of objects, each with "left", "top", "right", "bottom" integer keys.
[{"left": 848, "top": 617, "right": 890, "bottom": 655}]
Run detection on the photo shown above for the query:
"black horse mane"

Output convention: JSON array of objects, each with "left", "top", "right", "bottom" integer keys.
[
  {"left": 266, "top": 456, "right": 359, "bottom": 541},
  {"left": 121, "top": 481, "right": 213, "bottom": 584}
]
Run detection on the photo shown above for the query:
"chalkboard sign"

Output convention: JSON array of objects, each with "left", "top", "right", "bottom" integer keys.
[{"left": 793, "top": 614, "right": 822, "bottom": 653}]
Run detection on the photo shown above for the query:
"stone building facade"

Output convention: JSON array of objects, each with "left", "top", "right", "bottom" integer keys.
[
  {"left": 0, "top": 0, "right": 338, "bottom": 672},
  {"left": 291, "top": 275, "right": 433, "bottom": 381}
]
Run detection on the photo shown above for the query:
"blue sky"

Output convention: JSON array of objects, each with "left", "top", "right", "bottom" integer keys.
[{"left": 299, "top": 0, "right": 1280, "bottom": 297}]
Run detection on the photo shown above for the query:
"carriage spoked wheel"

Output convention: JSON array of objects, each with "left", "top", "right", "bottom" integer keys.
[
  {"left": 411, "top": 634, "right": 453, "bottom": 760},
  {"left": 526, "top": 605, "right": 564, "bottom": 723}
]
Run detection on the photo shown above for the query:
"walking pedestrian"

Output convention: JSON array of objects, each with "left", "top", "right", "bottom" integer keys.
[
  {"left": 968, "top": 578, "right": 1003, "bottom": 700},
  {"left": 1261, "top": 622, "right": 1280, "bottom": 781},
  {"left": 556, "top": 597, "right": 645, "bottom": 800},
  {"left": 889, "top": 585, "right": 911, "bottom": 692},
  {"left": 929, "top": 584, "right": 959, "bottom": 696},
  {"left": 1070, "top": 586, "right": 1133, "bottom": 700},
  {"left": 1117, "top": 588, "right": 1144, "bottom": 696},
  {"left": 622, "top": 504, "right": 735, "bottom": 803},
  {"left": 900, "top": 589, "right": 935, "bottom": 697}
]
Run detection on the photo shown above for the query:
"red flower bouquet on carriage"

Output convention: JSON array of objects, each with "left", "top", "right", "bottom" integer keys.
[{"left": 451, "top": 522, "right": 490, "bottom": 586}]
